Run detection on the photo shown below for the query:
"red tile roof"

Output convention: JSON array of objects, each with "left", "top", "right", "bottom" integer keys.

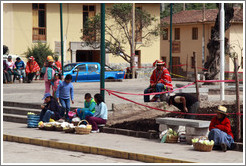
[{"left": 162, "top": 8, "right": 243, "bottom": 25}]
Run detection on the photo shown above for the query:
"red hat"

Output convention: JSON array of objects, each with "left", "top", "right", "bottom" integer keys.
[{"left": 153, "top": 60, "right": 165, "bottom": 67}]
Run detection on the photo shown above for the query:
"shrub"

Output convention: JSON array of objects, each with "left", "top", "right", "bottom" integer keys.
[{"left": 24, "top": 41, "right": 54, "bottom": 68}]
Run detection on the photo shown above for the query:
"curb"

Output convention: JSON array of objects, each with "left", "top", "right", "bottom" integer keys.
[{"left": 3, "top": 134, "right": 194, "bottom": 163}]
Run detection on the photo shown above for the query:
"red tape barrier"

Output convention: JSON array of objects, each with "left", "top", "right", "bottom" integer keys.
[
  {"left": 102, "top": 82, "right": 195, "bottom": 96},
  {"left": 102, "top": 78, "right": 243, "bottom": 116},
  {"left": 106, "top": 91, "right": 243, "bottom": 116}
]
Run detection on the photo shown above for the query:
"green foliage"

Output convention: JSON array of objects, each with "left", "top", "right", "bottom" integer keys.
[
  {"left": 81, "top": 3, "right": 161, "bottom": 64},
  {"left": 24, "top": 41, "right": 54, "bottom": 68},
  {"left": 161, "top": 3, "right": 217, "bottom": 18},
  {"left": 3, "top": 45, "right": 9, "bottom": 55}
]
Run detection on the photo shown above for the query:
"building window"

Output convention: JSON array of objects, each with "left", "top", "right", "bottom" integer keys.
[
  {"left": 135, "top": 6, "right": 142, "bottom": 42},
  {"left": 163, "top": 28, "right": 168, "bottom": 40},
  {"left": 174, "top": 28, "right": 180, "bottom": 40},
  {"left": 192, "top": 27, "right": 198, "bottom": 40},
  {"left": 32, "top": 3, "right": 46, "bottom": 41},
  {"left": 83, "top": 5, "right": 96, "bottom": 39},
  {"left": 172, "top": 41, "right": 180, "bottom": 53}
]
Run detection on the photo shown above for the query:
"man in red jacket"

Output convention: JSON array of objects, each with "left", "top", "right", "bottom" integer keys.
[
  {"left": 144, "top": 60, "right": 173, "bottom": 102},
  {"left": 208, "top": 105, "right": 234, "bottom": 152}
]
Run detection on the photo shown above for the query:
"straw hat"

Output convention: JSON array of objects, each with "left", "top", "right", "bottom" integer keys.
[{"left": 217, "top": 105, "right": 227, "bottom": 115}]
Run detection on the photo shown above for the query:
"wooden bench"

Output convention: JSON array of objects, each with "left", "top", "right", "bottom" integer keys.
[{"left": 156, "top": 117, "right": 211, "bottom": 144}]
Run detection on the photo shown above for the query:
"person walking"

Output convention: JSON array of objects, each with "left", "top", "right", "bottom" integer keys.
[
  {"left": 144, "top": 60, "right": 173, "bottom": 102},
  {"left": 56, "top": 74, "right": 74, "bottom": 120},
  {"left": 166, "top": 93, "right": 200, "bottom": 119},
  {"left": 44, "top": 56, "right": 56, "bottom": 93}
]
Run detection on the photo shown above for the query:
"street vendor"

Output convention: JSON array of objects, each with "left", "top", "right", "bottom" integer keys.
[
  {"left": 208, "top": 105, "right": 234, "bottom": 152},
  {"left": 166, "top": 93, "right": 199, "bottom": 119},
  {"left": 77, "top": 93, "right": 96, "bottom": 120},
  {"left": 144, "top": 60, "right": 173, "bottom": 102},
  {"left": 39, "top": 93, "right": 63, "bottom": 122}
]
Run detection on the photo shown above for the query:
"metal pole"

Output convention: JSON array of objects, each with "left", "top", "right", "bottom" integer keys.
[
  {"left": 194, "top": 52, "right": 200, "bottom": 101},
  {"left": 202, "top": 3, "right": 205, "bottom": 67},
  {"left": 100, "top": 3, "right": 105, "bottom": 101},
  {"left": 220, "top": 3, "right": 225, "bottom": 101},
  {"left": 169, "top": 3, "right": 173, "bottom": 74},
  {"left": 234, "top": 57, "right": 241, "bottom": 141},
  {"left": 131, "top": 3, "right": 136, "bottom": 79},
  {"left": 60, "top": 3, "right": 64, "bottom": 76}
]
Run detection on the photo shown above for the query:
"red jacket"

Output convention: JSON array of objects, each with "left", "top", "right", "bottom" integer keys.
[
  {"left": 55, "top": 61, "right": 62, "bottom": 70},
  {"left": 150, "top": 68, "right": 173, "bottom": 89},
  {"left": 26, "top": 61, "right": 40, "bottom": 74},
  {"left": 209, "top": 116, "right": 234, "bottom": 139}
]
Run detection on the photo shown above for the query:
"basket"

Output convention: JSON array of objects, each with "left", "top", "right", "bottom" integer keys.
[
  {"left": 55, "top": 125, "right": 64, "bottom": 131},
  {"left": 64, "top": 127, "right": 75, "bottom": 133},
  {"left": 192, "top": 136, "right": 213, "bottom": 152},
  {"left": 75, "top": 120, "right": 92, "bottom": 134},
  {"left": 166, "top": 135, "right": 179, "bottom": 143},
  {"left": 44, "top": 124, "right": 56, "bottom": 131},
  {"left": 27, "top": 114, "right": 40, "bottom": 128}
]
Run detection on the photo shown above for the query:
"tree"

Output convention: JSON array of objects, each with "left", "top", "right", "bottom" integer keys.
[
  {"left": 3, "top": 45, "right": 9, "bottom": 55},
  {"left": 81, "top": 4, "right": 163, "bottom": 74},
  {"left": 204, "top": 3, "right": 234, "bottom": 81},
  {"left": 24, "top": 41, "right": 54, "bottom": 68}
]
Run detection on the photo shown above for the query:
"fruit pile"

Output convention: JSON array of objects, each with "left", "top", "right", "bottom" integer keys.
[
  {"left": 27, "top": 112, "right": 37, "bottom": 115},
  {"left": 167, "top": 128, "right": 178, "bottom": 138},
  {"left": 192, "top": 138, "right": 214, "bottom": 146}
]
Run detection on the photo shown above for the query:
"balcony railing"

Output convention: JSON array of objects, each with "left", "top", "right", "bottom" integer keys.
[{"left": 33, "top": 27, "right": 46, "bottom": 41}]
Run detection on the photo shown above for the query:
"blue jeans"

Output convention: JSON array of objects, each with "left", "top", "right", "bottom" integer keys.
[
  {"left": 77, "top": 108, "right": 94, "bottom": 120},
  {"left": 59, "top": 98, "right": 70, "bottom": 119},
  {"left": 144, "top": 83, "right": 165, "bottom": 102},
  {"left": 42, "top": 110, "right": 54, "bottom": 122}
]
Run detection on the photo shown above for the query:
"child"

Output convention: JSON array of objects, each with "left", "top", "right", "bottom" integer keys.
[
  {"left": 86, "top": 93, "right": 107, "bottom": 133},
  {"left": 44, "top": 56, "right": 56, "bottom": 93},
  {"left": 77, "top": 93, "right": 96, "bottom": 120},
  {"left": 208, "top": 105, "right": 234, "bottom": 152},
  {"left": 51, "top": 73, "right": 62, "bottom": 98},
  {"left": 56, "top": 74, "right": 74, "bottom": 120}
]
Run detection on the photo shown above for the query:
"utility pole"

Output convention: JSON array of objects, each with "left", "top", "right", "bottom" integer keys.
[
  {"left": 169, "top": 3, "right": 173, "bottom": 74},
  {"left": 60, "top": 3, "right": 64, "bottom": 76},
  {"left": 131, "top": 3, "right": 136, "bottom": 79},
  {"left": 100, "top": 3, "right": 105, "bottom": 101},
  {"left": 220, "top": 3, "right": 225, "bottom": 101}
]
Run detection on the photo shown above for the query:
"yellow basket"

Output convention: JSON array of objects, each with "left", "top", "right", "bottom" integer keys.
[
  {"left": 75, "top": 120, "right": 92, "bottom": 134},
  {"left": 166, "top": 135, "right": 179, "bottom": 143},
  {"left": 192, "top": 136, "right": 213, "bottom": 152}
]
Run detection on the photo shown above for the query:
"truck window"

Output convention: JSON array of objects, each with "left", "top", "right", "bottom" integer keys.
[
  {"left": 77, "top": 64, "right": 86, "bottom": 72},
  {"left": 88, "top": 64, "right": 98, "bottom": 72}
]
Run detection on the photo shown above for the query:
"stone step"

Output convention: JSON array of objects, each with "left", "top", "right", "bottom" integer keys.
[
  {"left": 3, "top": 106, "right": 41, "bottom": 116},
  {"left": 3, "top": 113, "right": 27, "bottom": 124}
]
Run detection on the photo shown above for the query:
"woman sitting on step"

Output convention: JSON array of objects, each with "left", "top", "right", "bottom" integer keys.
[{"left": 208, "top": 105, "right": 234, "bottom": 152}]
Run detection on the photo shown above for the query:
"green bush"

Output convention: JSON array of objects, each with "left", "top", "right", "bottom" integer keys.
[{"left": 24, "top": 41, "right": 54, "bottom": 68}]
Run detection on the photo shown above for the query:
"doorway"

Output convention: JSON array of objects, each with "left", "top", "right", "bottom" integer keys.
[{"left": 76, "top": 50, "right": 100, "bottom": 62}]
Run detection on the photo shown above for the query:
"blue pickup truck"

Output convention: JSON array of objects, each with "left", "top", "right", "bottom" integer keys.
[{"left": 63, "top": 62, "right": 125, "bottom": 82}]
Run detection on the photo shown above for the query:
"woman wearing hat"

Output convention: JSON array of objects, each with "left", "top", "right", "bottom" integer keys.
[
  {"left": 25, "top": 56, "right": 40, "bottom": 83},
  {"left": 43, "top": 56, "right": 56, "bottom": 93},
  {"left": 208, "top": 105, "right": 234, "bottom": 152}
]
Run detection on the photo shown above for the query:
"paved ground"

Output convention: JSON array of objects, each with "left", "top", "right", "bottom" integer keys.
[
  {"left": 3, "top": 79, "right": 242, "bottom": 110},
  {"left": 2, "top": 122, "right": 244, "bottom": 164},
  {"left": 3, "top": 141, "right": 142, "bottom": 163}
]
